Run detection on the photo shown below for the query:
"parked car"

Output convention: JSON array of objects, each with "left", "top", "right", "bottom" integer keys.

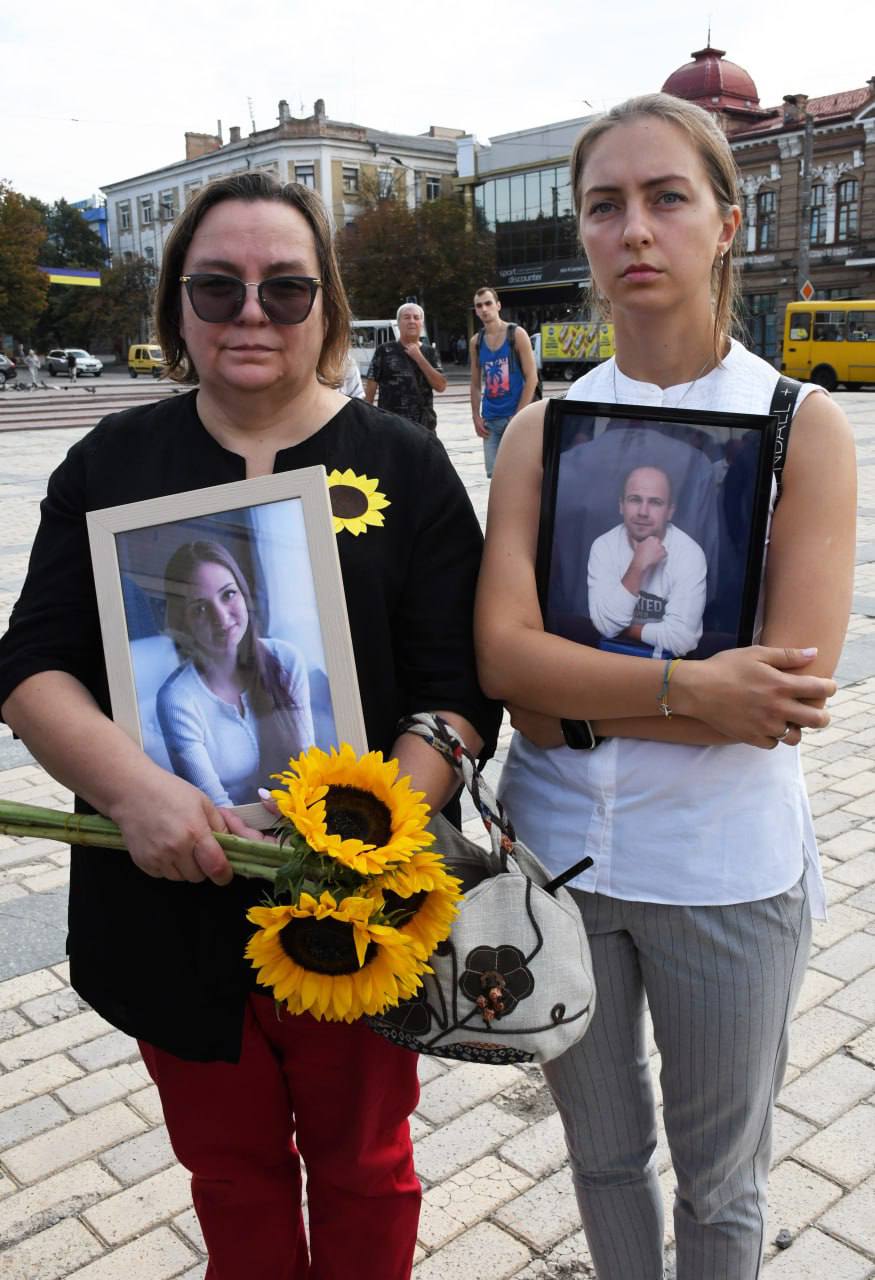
[
  {"left": 0, "top": 353, "right": 16, "bottom": 386},
  {"left": 128, "top": 343, "right": 166, "bottom": 378},
  {"left": 46, "top": 348, "right": 103, "bottom": 377}
]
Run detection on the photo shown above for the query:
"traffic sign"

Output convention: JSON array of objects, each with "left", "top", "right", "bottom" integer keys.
[{"left": 800, "top": 280, "right": 815, "bottom": 301}]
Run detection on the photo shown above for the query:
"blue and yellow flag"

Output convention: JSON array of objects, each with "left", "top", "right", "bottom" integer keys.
[{"left": 38, "top": 267, "right": 102, "bottom": 288}]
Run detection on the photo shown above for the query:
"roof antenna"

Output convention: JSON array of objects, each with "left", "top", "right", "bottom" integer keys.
[
  {"left": 707, "top": 17, "right": 712, "bottom": 45},
  {"left": 247, "top": 96, "right": 256, "bottom": 132}
]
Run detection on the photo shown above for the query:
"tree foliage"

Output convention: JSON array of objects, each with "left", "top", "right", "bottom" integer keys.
[
  {"left": 338, "top": 194, "right": 495, "bottom": 343},
  {"left": 40, "top": 198, "right": 108, "bottom": 270},
  {"left": 30, "top": 198, "right": 111, "bottom": 349},
  {"left": 0, "top": 183, "right": 49, "bottom": 337},
  {"left": 39, "top": 260, "right": 155, "bottom": 354}
]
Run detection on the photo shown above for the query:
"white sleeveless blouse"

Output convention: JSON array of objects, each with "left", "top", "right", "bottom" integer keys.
[{"left": 498, "top": 340, "right": 828, "bottom": 917}]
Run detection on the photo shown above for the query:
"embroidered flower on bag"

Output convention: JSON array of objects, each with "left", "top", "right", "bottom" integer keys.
[{"left": 459, "top": 945, "right": 535, "bottom": 1026}]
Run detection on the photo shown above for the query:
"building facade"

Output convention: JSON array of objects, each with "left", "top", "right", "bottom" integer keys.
[
  {"left": 101, "top": 99, "right": 463, "bottom": 272},
  {"left": 457, "top": 118, "right": 593, "bottom": 333},
  {"left": 459, "top": 50, "right": 875, "bottom": 357},
  {"left": 662, "top": 46, "right": 875, "bottom": 362}
]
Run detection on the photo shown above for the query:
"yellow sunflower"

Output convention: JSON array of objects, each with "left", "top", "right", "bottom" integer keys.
[
  {"left": 327, "top": 468, "right": 390, "bottom": 536},
  {"left": 368, "top": 848, "right": 463, "bottom": 961},
  {"left": 246, "top": 891, "right": 425, "bottom": 1021},
  {"left": 271, "top": 743, "right": 434, "bottom": 876}
]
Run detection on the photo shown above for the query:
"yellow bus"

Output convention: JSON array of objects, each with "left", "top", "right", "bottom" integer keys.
[{"left": 781, "top": 299, "right": 875, "bottom": 390}]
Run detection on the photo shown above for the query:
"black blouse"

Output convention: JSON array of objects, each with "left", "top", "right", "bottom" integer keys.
[{"left": 0, "top": 392, "right": 498, "bottom": 1061}]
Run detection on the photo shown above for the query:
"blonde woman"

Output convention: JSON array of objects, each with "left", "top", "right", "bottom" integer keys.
[{"left": 475, "top": 94, "right": 856, "bottom": 1279}]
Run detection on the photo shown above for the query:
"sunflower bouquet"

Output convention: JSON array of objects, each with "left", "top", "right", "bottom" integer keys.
[
  {"left": 0, "top": 743, "right": 462, "bottom": 1025},
  {"left": 245, "top": 743, "right": 462, "bottom": 1022}
]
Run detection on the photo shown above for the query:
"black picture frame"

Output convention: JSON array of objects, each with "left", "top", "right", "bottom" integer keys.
[{"left": 536, "top": 399, "right": 778, "bottom": 662}]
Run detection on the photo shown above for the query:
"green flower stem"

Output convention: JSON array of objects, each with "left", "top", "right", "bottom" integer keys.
[{"left": 0, "top": 800, "right": 299, "bottom": 883}]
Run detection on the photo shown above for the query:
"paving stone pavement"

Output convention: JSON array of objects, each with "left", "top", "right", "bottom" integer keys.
[{"left": 0, "top": 385, "right": 874, "bottom": 1278}]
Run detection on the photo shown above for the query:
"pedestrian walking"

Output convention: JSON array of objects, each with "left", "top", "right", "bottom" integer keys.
[
  {"left": 66, "top": 350, "right": 77, "bottom": 382},
  {"left": 470, "top": 286, "right": 538, "bottom": 477},
  {"left": 25, "top": 350, "right": 40, "bottom": 387},
  {"left": 475, "top": 92, "right": 856, "bottom": 1279}
]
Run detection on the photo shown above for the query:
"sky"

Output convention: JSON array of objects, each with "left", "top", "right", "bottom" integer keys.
[{"left": 2, "top": 0, "right": 873, "bottom": 204}]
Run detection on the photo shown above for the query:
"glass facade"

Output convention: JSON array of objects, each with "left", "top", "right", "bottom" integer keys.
[{"left": 473, "top": 163, "right": 583, "bottom": 279}]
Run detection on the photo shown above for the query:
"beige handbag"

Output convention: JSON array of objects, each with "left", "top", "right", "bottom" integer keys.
[{"left": 368, "top": 714, "right": 596, "bottom": 1065}]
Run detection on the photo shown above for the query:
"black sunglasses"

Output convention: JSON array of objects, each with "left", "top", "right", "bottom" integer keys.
[{"left": 179, "top": 273, "right": 322, "bottom": 325}]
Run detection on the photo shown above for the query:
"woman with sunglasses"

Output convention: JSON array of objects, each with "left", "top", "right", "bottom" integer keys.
[
  {"left": 475, "top": 95, "right": 855, "bottom": 1278},
  {"left": 157, "top": 539, "right": 314, "bottom": 808},
  {"left": 0, "top": 173, "right": 498, "bottom": 1280}
]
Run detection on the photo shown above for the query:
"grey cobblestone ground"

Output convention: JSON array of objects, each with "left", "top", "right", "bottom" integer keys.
[{"left": 0, "top": 380, "right": 873, "bottom": 1278}]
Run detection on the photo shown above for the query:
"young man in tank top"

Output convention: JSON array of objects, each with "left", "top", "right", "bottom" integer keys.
[{"left": 469, "top": 286, "right": 538, "bottom": 477}]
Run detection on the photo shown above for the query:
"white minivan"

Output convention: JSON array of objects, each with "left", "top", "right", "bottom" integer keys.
[
  {"left": 350, "top": 320, "right": 399, "bottom": 377},
  {"left": 350, "top": 318, "right": 434, "bottom": 378}
]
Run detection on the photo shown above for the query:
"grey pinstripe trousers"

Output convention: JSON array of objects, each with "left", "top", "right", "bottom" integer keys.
[{"left": 542, "top": 878, "right": 811, "bottom": 1279}]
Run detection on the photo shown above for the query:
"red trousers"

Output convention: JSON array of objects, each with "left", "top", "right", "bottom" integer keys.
[{"left": 139, "top": 995, "right": 421, "bottom": 1280}]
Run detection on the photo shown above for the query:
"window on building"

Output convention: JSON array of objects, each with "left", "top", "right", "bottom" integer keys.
[
  {"left": 425, "top": 175, "right": 441, "bottom": 201},
  {"left": 140, "top": 196, "right": 153, "bottom": 224},
  {"left": 342, "top": 165, "right": 359, "bottom": 195},
  {"left": 118, "top": 203, "right": 131, "bottom": 231},
  {"left": 143, "top": 245, "right": 155, "bottom": 261},
  {"left": 837, "top": 179, "right": 859, "bottom": 241},
  {"left": 809, "top": 184, "right": 827, "bottom": 244},
  {"left": 295, "top": 164, "right": 316, "bottom": 188},
  {"left": 184, "top": 182, "right": 202, "bottom": 205},
  {"left": 755, "top": 190, "right": 776, "bottom": 250},
  {"left": 159, "top": 190, "right": 176, "bottom": 221},
  {"left": 743, "top": 293, "right": 778, "bottom": 360}
]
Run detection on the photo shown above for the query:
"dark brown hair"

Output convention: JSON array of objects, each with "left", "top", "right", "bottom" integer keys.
[
  {"left": 163, "top": 539, "right": 291, "bottom": 715},
  {"left": 155, "top": 172, "right": 351, "bottom": 387},
  {"left": 474, "top": 285, "right": 500, "bottom": 303},
  {"left": 570, "top": 93, "right": 741, "bottom": 361}
]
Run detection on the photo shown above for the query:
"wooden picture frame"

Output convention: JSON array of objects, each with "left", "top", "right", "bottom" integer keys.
[
  {"left": 536, "top": 399, "right": 778, "bottom": 661},
  {"left": 87, "top": 466, "right": 366, "bottom": 829}
]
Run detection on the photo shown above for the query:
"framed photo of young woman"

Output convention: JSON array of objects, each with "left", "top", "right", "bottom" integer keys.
[
  {"left": 535, "top": 399, "right": 778, "bottom": 662},
  {"left": 87, "top": 465, "right": 366, "bottom": 829}
]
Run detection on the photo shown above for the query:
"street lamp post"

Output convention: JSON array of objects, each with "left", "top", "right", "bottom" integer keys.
[{"left": 789, "top": 97, "right": 816, "bottom": 298}]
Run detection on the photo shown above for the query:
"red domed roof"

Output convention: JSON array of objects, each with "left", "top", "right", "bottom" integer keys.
[{"left": 662, "top": 46, "right": 760, "bottom": 112}]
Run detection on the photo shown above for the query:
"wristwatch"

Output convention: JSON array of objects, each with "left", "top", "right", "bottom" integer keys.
[{"left": 560, "top": 718, "right": 605, "bottom": 751}]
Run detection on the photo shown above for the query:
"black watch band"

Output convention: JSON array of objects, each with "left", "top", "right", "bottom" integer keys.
[{"left": 560, "top": 718, "right": 605, "bottom": 751}]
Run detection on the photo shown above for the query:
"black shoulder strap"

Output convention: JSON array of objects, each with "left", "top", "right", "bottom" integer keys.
[
  {"left": 506, "top": 322, "right": 518, "bottom": 373},
  {"left": 769, "top": 374, "right": 802, "bottom": 506}
]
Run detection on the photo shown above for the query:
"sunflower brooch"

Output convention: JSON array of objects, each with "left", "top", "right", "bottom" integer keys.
[
  {"left": 327, "top": 469, "right": 390, "bottom": 536},
  {"left": 245, "top": 744, "right": 462, "bottom": 1021}
]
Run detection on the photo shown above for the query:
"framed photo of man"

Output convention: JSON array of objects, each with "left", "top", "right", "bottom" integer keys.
[
  {"left": 535, "top": 399, "right": 778, "bottom": 662},
  {"left": 87, "top": 466, "right": 366, "bottom": 829}
]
